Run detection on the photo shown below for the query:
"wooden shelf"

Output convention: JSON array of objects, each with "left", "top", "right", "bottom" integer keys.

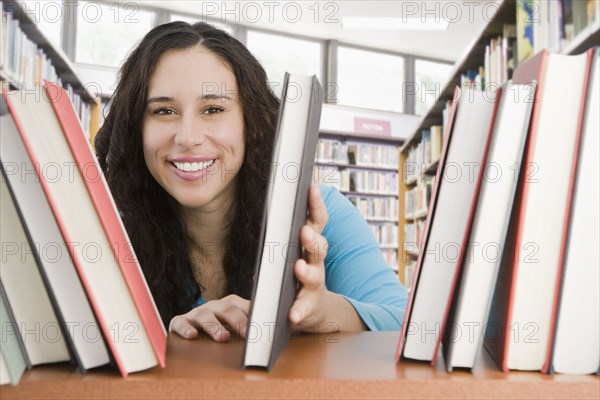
[
  {"left": 425, "top": 160, "right": 440, "bottom": 175},
  {"left": 365, "top": 218, "right": 398, "bottom": 224},
  {"left": 315, "top": 161, "right": 398, "bottom": 172},
  {"left": 320, "top": 129, "right": 405, "bottom": 144},
  {"left": 4, "top": 332, "right": 596, "bottom": 400},
  {"left": 564, "top": 22, "right": 600, "bottom": 55},
  {"left": 340, "top": 190, "right": 398, "bottom": 198}
]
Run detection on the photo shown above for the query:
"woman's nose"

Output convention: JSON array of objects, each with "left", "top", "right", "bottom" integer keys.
[{"left": 174, "top": 114, "right": 207, "bottom": 148}]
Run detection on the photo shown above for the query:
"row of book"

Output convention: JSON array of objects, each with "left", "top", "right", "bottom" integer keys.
[
  {"left": 402, "top": 126, "right": 443, "bottom": 184},
  {"left": 0, "top": 82, "right": 167, "bottom": 386},
  {"left": 0, "top": 72, "right": 332, "bottom": 384},
  {"left": 464, "top": 1, "right": 600, "bottom": 90},
  {"left": 345, "top": 194, "right": 400, "bottom": 271},
  {"left": 369, "top": 223, "right": 398, "bottom": 248},
  {"left": 313, "top": 166, "right": 399, "bottom": 196},
  {"left": 347, "top": 142, "right": 398, "bottom": 169},
  {"left": 396, "top": 48, "right": 600, "bottom": 375},
  {"left": 0, "top": 1, "right": 93, "bottom": 136},
  {"left": 404, "top": 220, "right": 426, "bottom": 256},
  {"left": 518, "top": 0, "right": 599, "bottom": 62},
  {"left": 315, "top": 138, "right": 399, "bottom": 169},
  {"left": 345, "top": 170, "right": 398, "bottom": 195},
  {"left": 463, "top": 1, "right": 600, "bottom": 91},
  {"left": 461, "top": 24, "right": 517, "bottom": 89},
  {"left": 404, "top": 179, "right": 432, "bottom": 220},
  {"left": 348, "top": 196, "right": 398, "bottom": 222},
  {"left": 315, "top": 139, "right": 349, "bottom": 164}
]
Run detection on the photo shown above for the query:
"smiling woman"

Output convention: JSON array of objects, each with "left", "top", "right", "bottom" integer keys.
[{"left": 95, "top": 21, "right": 408, "bottom": 342}]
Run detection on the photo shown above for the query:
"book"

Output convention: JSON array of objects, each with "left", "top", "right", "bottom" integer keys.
[
  {"left": 396, "top": 87, "right": 458, "bottom": 360},
  {"left": 0, "top": 282, "right": 28, "bottom": 385},
  {"left": 516, "top": 1, "right": 535, "bottom": 64},
  {"left": 3, "top": 82, "right": 166, "bottom": 377},
  {"left": 0, "top": 167, "right": 70, "bottom": 366},
  {"left": 549, "top": 48, "right": 599, "bottom": 375},
  {"left": 442, "top": 81, "right": 537, "bottom": 371},
  {"left": 484, "top": 49, "right": 594, "bottom": 372},
  {"left": 0, "top": 111, "right": 111, "bottom": 371},
  {"left": 429, "top": 125, "right": 443, "bottom": 167},
  {"left": 396, "top": 87, "right": 500, "bottom": 364},
  {"left": 243, "top": 73, "right": 323, "bottom": 370},
  {"left": 45, "top": 81, "right": 167, "bottom": 371}
]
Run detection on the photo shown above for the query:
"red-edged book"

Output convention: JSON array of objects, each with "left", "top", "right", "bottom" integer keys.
[
  {"left": 3, "top": 81, "right": 166, "bottom": 377},
  {"left": 484, "top": 49, "right": 594, "bottom": 372},
  {"left": 396, "top": 86, "right": 501, "bottom": 365},
  {"left": 45, "top": 82, "right": 167, "bottom": 370}
]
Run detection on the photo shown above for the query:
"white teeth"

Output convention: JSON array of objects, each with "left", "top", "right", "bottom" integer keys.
[{"left": 173, "top": 159, "right": 215, "bottom": 172}]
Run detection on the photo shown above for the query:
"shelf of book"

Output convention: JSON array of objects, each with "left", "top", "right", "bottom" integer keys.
[
  {"left": 397, "top": 0, "right": 600, "bottom": 287},
  {"left": 0, "top": 0, "right": 100, "bottom": 140}
]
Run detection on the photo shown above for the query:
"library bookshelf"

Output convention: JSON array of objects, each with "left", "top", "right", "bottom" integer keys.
[
  {"left": 0, "top": 0, "right": 101, "bottom": 141},
  {"left": 315, "top": 105, "right": 420, "bottom": 273},
  {"left": 315, "top": 130, "right": 403, "bottom": 272},
  {"left": 398, "top": 0, "right": 600, "bottom": 287}
]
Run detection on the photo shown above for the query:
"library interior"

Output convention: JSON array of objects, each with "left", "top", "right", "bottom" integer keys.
[{"left": 1, "top": 0, "right": 599, "bottom": 399}]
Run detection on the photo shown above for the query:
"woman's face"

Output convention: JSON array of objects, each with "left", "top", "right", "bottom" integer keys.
[{"left": 142, "top": 46, "right": 245, "bottom": 211}]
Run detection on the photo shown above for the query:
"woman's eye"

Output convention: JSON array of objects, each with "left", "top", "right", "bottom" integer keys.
[
  {"left": 204, "top": 106, "right": 224, "bottom": 115},
  {"left": 153, "top": 107, "right": 175, "bottom": 116}
]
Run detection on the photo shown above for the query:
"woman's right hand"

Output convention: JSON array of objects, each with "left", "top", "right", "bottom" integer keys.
[{"left": 169, "top": 294, "right": 250, "bottom": 342}]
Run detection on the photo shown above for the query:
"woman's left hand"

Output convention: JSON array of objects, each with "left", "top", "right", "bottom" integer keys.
[{"left": 288, "top": 186, "right": 367, "bottom": 333}]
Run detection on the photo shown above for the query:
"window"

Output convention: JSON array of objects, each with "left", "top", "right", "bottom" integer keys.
[
  {"left": 337, "top": 46, "right": 405, "bottom": 113},
  {"left": 170, "top": 13, "right": 234, "bottom": 35},
  {"left": 246, "top": 30, "right": 323, "bottom": 97},
  {"left": 21, "top": 0, "right": 62, "bottom": 48},
  {"left": 414, "top": 59, "right": 453, "bottom": 116},
  {"left": 75, "top": 1, "right": 155, "bottom": 68}
]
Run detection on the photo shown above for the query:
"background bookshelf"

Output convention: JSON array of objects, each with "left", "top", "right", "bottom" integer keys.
[
  {"left": 314, "top": 134, "right": 401, "bottom": 271},
  {"left": 0, "top": 0, "right": 101, "bottom": 141},
  {"left": 398, "top": 0, "right": 600, "bottom": 287},
  {"left": 315, "top": 104, "right": 420, "bottom": 273}
]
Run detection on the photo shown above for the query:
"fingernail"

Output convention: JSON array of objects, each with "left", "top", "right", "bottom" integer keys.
[{"left": 184, "top": 329, "right": 194, "bottom": 338}]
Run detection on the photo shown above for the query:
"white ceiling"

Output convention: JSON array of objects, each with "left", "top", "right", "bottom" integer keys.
[{"left": 132, "top": 0, "right": 501, "bottom": 62}]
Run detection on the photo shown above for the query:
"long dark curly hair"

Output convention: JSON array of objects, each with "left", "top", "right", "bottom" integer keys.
[{"left": 95, "top": 21, "right": 279, "bottom": 326}]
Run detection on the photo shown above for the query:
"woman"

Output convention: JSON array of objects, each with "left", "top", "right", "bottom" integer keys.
[{"left": 95, "top": 21, "right": 408, "bottom": 342}]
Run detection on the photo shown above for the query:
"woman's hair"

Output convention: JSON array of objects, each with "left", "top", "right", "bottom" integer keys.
[{"left": 95, "top": 21, "right": 279, "bottom": 325}]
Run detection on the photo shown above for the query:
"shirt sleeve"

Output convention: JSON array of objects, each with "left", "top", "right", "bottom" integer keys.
[{"left": 320, "top": 185, "right": 408, "bottom": 331}]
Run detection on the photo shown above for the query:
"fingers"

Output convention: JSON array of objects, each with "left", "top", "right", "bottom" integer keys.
[
  {"left": 291, "top": 256, "right": 326, "bottom": 328},
  {"left": 306, "top": 186, "right": 328, "bottom": 234},
  {"left": 169, "top": 315, "right": 199, "bottom": 340},
  {"left": 301, "top": 225, "right": 328, "bottom": 265},
  {"left": 294, "top": 258, "right": 323, "bottom": 291},
  {"left": 169, "top": 295, "right": 250, "bottom": 342},
  {"left": 221, "top": 294, "right": 251, "bottom": 315},
  {"left": 289, "top": 295, "right": 311, "bottom": 325}
]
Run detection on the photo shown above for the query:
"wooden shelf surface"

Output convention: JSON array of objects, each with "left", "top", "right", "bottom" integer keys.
[{"left": 2, "top": 332, "right": 598, "bottom": 400}]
